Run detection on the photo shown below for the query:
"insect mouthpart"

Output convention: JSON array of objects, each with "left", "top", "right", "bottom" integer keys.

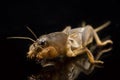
[{"left": 27, "top": 43, "right": 42, "bottom": 59}]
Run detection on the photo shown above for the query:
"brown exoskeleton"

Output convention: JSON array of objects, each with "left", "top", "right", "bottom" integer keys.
[{"left": 8, "top": 21, "right": 113, "bottom": 64}]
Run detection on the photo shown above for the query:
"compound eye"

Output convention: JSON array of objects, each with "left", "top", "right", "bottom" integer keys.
[
  {"left": 40, "top": 40, "right": 46, "bottom": 46},
  {"left": 38, "top": 39, "right": 48, "bottom": 48}
]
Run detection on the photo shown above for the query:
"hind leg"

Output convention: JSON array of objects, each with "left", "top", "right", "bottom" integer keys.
[
  {"left": 84, "top": 25, "right": 113, "bottom": 46},
  {"left": 81, "top": 25, "right": 112, "bottom": 63},
  {"left": 77, "top": 26, "right": 110, "bottom": 64}
]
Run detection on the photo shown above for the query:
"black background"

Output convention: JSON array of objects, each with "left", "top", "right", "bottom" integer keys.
[{"left": 1, "top": 0, "right": 120, "bottom": 80}]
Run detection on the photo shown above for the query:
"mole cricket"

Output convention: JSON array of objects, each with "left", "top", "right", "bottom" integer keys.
[{"left": 8, "top": 21, "right": 113, "bottom": 64}]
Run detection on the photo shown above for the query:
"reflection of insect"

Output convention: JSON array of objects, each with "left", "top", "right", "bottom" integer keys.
[
  {"left": 8, "top": 21, "right": 113, "bottom": 64},
  {"left": 27, "top": 45, "right": 112, "bottom": 80}
]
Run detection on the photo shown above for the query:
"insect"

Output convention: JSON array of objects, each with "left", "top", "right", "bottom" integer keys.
[{"left": 8, "top": 21, "right": 113, "bottom": 64}]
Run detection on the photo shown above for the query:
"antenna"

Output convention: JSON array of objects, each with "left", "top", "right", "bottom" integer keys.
[
  {"left": 7, "top": 37, "right": 36, "bottom": 42},
  {"left": 26, "top": 26, "right": 38, "bottom": 39}
]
